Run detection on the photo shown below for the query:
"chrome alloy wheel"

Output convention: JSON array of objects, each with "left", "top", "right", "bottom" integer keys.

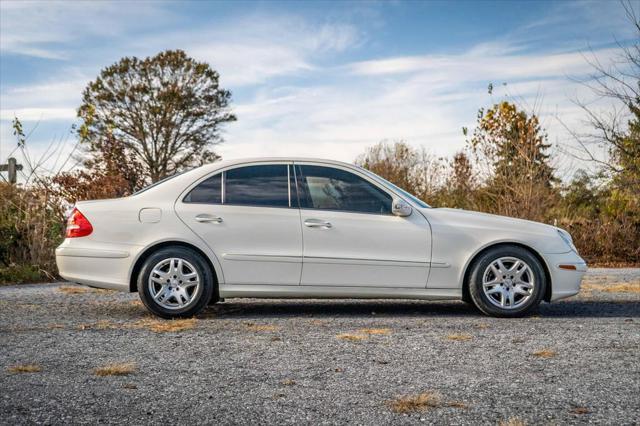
[
  {"left": 148, "top": 258, "right": 201, "bottom": 310},
  {"left": 482, "top": 256, "right": 535, "bottom": 309}
]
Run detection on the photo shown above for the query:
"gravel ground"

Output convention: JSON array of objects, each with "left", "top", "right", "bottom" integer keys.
[{"left": 1, "top": 269, "right": 639, "bottom": 425}]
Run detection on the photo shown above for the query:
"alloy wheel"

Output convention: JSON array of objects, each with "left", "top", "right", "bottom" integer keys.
[
  {"left": 148, "top": 258, "right": 201, "bottom": 310},
  {"left": 481, "top": 256, "right": 535, "bottom": 309}
]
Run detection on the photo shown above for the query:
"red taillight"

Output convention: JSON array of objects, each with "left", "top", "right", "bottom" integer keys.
[{"left": 66, "top": 207, "right": 93, "bottom": 238}]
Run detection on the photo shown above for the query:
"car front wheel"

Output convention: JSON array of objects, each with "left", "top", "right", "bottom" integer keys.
[
  {"left": 137, "top": 247, "right": 214, "bottom": 319},
  {"left": 468, "top": 245, "right": 546, "bottom": 317}
]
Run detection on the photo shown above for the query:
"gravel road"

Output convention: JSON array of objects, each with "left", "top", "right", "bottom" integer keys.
[{"left": 1, "top": 269, "right": 639, "bottom": 425}]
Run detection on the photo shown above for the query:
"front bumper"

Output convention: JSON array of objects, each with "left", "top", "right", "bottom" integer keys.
[{"left": 543, "top": 251, "right": 587, "bottom": 301}]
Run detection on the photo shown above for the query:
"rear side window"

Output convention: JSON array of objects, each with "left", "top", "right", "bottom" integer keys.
[
  {"left": 225, "top": 165, "right": 289, "bottom": 208},
  {"left": 296, "top": 165, "right": 392, "bottom": 214},
  {"left": 184, "top": 173, "right": 221, "bottom": 203}
]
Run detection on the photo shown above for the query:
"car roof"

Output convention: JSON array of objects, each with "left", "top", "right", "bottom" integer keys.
[
  {"left": 132, "top": 157, "right": 363, "bottom": 200},
  {"left": 197, "top": 157, "right": 356, "bottom": 173}
]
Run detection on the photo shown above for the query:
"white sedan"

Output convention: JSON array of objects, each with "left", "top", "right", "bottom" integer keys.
[{"left": 56, "top": 158, "right": 587, "bottom": 318}]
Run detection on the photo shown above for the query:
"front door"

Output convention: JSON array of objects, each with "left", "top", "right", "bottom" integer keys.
[
  {"left": 175, "top": 163, "right": 302, "bottom": 285},
  {"left": 294, "top": 163, "right": 431, "bottom": 288}
]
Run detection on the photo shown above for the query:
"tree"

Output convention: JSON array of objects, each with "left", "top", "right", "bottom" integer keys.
[
  {"left": 468, "top": 101, "right": 558, "bottom": 220},
  {"left": 563, "top": 2, "right": 639, "bottom": 194},
  {"left": 355, "top": 141, "right": 421, "bottom": 194},
  {"left": 355, "top": 141, "right": 444, "bottom": 202},
  {"left": 563, "top": 2, "right": 639, "bottom": 262},
  {"left": 52, "top": 135, "right": 145, "bottom": 202},
  {"left": 441, "top": 151, "right": 477, "bottom": 209},
  {"left": 78, "top": 50, "right": 236, "bottom": 182}
]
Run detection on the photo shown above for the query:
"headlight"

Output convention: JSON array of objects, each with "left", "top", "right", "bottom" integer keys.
[{"left": 557, "top": 229, "right": 577, "bottom": 252}]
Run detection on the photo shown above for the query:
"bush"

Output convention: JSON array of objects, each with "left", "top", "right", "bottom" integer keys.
[
  {"left": 0, "top": 264, "right": 49, "bottom": 285},
  {"left": 0, "top": 182, "right": 65, "bottom": 283}
]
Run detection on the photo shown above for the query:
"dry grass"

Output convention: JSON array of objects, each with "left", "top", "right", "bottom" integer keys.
[
  {"left": 388, "top": 392, "right": 442, "bottom": 413},
  {"left": 447, "top": 401, "right": 468, "bottom": 409},
  {"left": 359, "top": 328, "right": 392, "bottom": 335},
  {"left": 532, "top": 349, "right": 557, "bottom": 359},
  {"left": 475, "top": 323, "right": 489, "bottom": 329},
  {"left": 570, "top": 407, "right": 590, "bottom": 415},
  {"left": 281, "top": 379, "right": 296, "bottom": 386},
  {"left": 47, "top": 323, "right": 65, "bottom": 329},
  {"left": 245, "top": 322, "right": 279, "bottom": 332},
  {"left": 77, "top": 320, "right": 120, "bottom": 331},
  {"left": 58, "top": 285, "right": 88, "bottom": 294},
  {"left": 582, "top": 282, "right": 640, "bottom": 293},
  {"left": 132, "top": 318, "right": 197, "bottom": 333},
  {"left": 446, "top": 333, "right": 473, "bottom": 341},
  {"left": 7, "top": 364, "right": 41, "bottom": 373},
  {"left": 499, "top": 417, "right": 526, "bottom": 426},
  {"left": 94, "top": 362, "right": 136, "bottom": 377},
  {"left": 336, "top": 333, "right": 367, "bottom": 341}
]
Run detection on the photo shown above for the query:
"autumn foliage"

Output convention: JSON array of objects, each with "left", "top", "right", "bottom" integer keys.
[{"left": 357, "top": 99, "right": 639, "bottom": 264}]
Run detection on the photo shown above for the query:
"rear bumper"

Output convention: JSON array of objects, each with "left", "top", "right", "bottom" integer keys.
[
  {"left": 543, "top": 251, "right": 587, "bottom": 302},
  {"left": 55, "top": 243, "right": 139, "bottom": 292}
]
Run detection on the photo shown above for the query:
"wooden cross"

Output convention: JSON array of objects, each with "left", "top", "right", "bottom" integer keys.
[{"left": 0, "top": 157, "right": 23, "bottom": 184}]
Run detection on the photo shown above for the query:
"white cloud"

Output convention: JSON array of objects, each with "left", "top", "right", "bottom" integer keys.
[
  {"left": 347, "top": 48, "right": 619, "bottom": 80},
  {"left": 0, "top": 0, "right": 172, "bottom": 59},
  {"left": 141, "top": 15, "right": 362, "bottom": 86},
  {"left": 216, "top": 42, "right": 623, "bottom": 178}
]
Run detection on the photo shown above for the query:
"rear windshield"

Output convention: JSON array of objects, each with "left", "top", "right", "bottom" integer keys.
[{"left": 131, "top": 171, "right": 189, "bottom": 196}]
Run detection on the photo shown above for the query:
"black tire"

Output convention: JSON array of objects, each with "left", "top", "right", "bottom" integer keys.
[
  {"left": 137, "top": 246, "right": 215, "bottom": 319},
  {"left": 468, "top": 245, "right": 546, "bottom": 317}
]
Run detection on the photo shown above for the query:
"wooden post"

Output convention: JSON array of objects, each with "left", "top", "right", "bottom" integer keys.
[{"left": 0, "top": 157, "right": 24, "bottom": 184}]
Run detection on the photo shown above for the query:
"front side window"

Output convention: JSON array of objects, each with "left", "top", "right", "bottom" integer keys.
[
  {"left": 296, "top": 165, "right": 392, "bottom": 214},
  {"left": 225, "top": 165, "right": 289, "bottom": 208},
  {"left": 183, "top": 173, "right": 221, "bottom": 203}
]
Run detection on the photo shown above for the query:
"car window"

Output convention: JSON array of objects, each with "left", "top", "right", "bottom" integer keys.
[
  {"left": 296, "top": 165, "right": 392, "bottom": 214},
  {"left": 225, "top": 164, "right": 289, "bottom": 208},
  {"left": 183, "top": 173, "right": 221, "bottom": 204},
  {"left": 359, "top": 168, "right": 431, "bottom": 208}
]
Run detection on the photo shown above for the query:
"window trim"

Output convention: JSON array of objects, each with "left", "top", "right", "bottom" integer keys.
[
  {"left": 293, "top": 162, "right": 395, "bottom": 216},
  {"left": 180, "top": 161, "right": 295, "bottom": 209},
  {"left": 177, "top": 160, "right": 413, "bottom": 213},
  {"left": 182, "top": 172, "right": 222, "bottom": 205}
]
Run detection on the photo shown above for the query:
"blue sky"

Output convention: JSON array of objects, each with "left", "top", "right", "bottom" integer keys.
[{"left": 0, "top": 0, "right": 636, "bottom": 178}]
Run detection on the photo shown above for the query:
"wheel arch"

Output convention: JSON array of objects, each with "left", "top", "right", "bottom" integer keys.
[
  {"left": 461, "top": 241, "right": 552, "bottom": 303},
  {"left": 129, "top": 240, "right": 220, "bottom": 295}
]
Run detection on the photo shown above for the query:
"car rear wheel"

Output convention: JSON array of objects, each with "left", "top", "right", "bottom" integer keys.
[
  {"left": 137, "top": 247, "right": 214, "bottom": 319},
  {"left": 468, "top": 245, "right": 546, "bottom": 317}
]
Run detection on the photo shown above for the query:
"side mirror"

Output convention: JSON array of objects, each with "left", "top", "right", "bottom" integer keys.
[{"left": 392, "top": 198, "right": 412, "bottom": 217}]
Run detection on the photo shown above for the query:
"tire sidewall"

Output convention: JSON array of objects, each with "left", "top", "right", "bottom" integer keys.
[
  {"left": 468, "top": 246, "right": 546, "bottom": 317},
  {"left": 137, "top": 247, "right": 214, "bottom": 319}
]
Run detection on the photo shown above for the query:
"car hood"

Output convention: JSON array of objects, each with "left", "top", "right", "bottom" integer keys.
[
  {"left": 424, "top": 207, "right": 560, "bottom": 237},
  {"left": 420, "top": 208, "right": 572, "bottom": 254}
]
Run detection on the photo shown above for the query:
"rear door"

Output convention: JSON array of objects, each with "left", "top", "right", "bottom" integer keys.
[
  {"left": 175, "top": 162, "right": 302, "bottom": 285},
  {"left": 295, "top": 163, "right": 431, "bottom": 288}
]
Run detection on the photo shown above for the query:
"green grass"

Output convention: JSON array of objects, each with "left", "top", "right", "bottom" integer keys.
[{"left": 0, "top": 264, "right": 51, "bottom": 285}]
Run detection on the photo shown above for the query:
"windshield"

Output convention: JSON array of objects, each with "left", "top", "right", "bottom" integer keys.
[{"left": 359, "top": 168, "right": 431, "bottom": 208}]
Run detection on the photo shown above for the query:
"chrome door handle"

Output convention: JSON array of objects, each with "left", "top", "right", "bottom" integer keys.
[
  {"left": 195, "top": 214, "right": 223, "bottom": 223},
  {"left": 304, "top": 219, "right": 332, "bottom": 229}
]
